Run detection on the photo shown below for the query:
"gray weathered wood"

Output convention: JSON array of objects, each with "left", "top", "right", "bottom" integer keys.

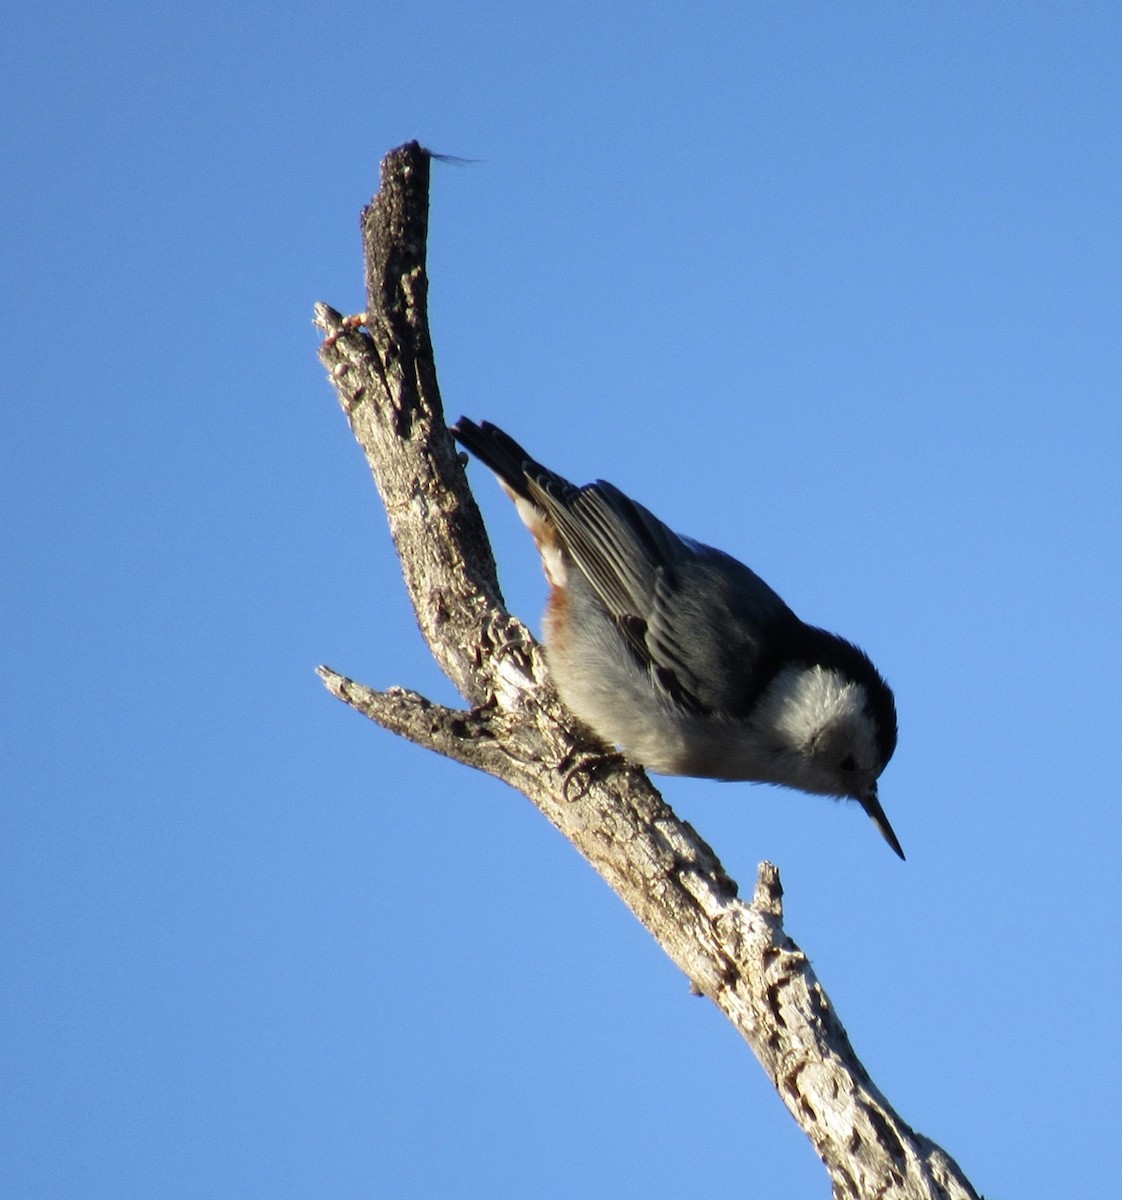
[{"left": 314, "top": 141, "right": 981, "bottom": 1200}]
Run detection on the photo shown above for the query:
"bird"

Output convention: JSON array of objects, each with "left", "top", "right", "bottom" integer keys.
[{"left": 452, "top": 418, "right": 903, "bottom": 859}]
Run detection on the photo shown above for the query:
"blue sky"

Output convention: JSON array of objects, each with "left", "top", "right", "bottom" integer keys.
[{"left": 4, "top": 4, "right": 1120, "bottom": 1196}]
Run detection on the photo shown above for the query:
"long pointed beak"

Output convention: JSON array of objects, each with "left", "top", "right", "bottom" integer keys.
[{"left": 860, "top": 786, "right": 906, "bottom": 860}]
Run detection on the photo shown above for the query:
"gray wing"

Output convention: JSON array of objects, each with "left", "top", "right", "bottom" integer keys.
[{"left": 525, "top": 473, "right": 793, "bottom": 715}]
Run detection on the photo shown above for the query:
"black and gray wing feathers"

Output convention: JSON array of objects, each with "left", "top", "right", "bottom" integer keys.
[
  {"left": 452, "top": 417, "right": 792, "bottom": 715},
  {"left": 526, "top": 473, "right": 787, "bottom": 714},
  {"left": 526, "top": 477, "right": 663, "bottom": 631}
]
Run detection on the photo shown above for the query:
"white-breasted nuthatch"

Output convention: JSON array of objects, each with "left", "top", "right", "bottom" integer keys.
[{"left": 452, "top": 418, "right": 903, "bottom": 859}]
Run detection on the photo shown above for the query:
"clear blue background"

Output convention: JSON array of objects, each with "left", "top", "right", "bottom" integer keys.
[{"left": 5, "top": 4, "right": 1119, "bottom": 1196}]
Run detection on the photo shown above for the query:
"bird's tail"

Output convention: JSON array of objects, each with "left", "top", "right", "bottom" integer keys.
[{"left": 452, "top": 418, "right": 541, "bottom": 500}]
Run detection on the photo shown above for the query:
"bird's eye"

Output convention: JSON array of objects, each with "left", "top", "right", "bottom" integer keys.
[{"left": 839, "top": 755, "right": 857, "bottom": 772}]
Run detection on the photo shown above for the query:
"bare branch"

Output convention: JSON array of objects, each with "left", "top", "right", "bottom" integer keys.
[{"left": 314, "top": 140, "right": 980, "bottom": 1200}]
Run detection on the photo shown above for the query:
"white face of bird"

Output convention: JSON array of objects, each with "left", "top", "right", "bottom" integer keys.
[{"left": 752, "top": 663, "right": 885, "bottom": 799}]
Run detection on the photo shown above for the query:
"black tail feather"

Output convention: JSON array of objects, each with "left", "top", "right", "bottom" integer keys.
[{"left": 452, "top": 418, "right": 541, "bottom": 500}]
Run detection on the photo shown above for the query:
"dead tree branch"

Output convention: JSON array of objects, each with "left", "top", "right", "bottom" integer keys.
[{"left": 313, "top": 141, "right": 980, "bottom": 1200}]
